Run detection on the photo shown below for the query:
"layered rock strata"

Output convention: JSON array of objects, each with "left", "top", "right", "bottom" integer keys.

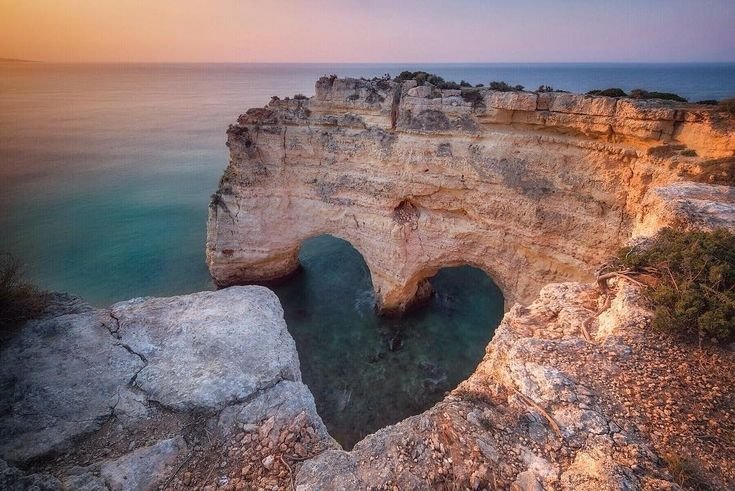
[{"left": 207, "top": 76, "right": 734, "bottom": 313}]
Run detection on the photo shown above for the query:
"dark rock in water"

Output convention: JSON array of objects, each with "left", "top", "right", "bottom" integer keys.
[{"left": 388, "top": 334, "right": 403, "bottom": 352}]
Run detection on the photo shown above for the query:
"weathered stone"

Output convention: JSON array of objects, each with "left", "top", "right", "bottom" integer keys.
[
  {"left": 111, "top": 287, "right": 300, "bottom": 411},
  {"left": 0, "top": 459, "right": 62, "bottom": 490},
  {"left": 0, "top": 305, "right": 143, "bottom": 463},
  {"left": 634, "top": 182, "right": 735, "bottom": 237}
]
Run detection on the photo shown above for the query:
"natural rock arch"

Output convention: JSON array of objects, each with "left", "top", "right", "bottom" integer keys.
[{"left": 206, "top": 76, "right": 734, "bottom": 314}]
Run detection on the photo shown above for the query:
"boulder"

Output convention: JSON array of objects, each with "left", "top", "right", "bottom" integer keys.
[{"left": 111, "top": 286, "right": 301, "bottom": 411}]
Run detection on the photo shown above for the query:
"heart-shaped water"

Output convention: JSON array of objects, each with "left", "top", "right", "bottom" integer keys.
[{"left": 270, "top": 235, "right": 504, "bottom": 449}]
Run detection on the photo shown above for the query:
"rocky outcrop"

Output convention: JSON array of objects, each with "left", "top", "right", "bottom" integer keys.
[
  {"left": 0, "top": 303, "right": 145, "bottom": 462},
  {"left": 3, "top": 282, "right": 734, "bottom": 489},
  {"left": 633, "top": 181, "right": 735, "bottom": 236},
  {"left": 295, "top": 282, "right": 685, "bottom": 490},
  {"left": 206, "top": 76, "right": 734, "bottom": 313},
  {"left": 0, "top": 287, "right": 335, "bottom": 490}
]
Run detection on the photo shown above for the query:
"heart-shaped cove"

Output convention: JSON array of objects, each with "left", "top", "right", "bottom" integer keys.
[{"left": 270, "top": 235, "right": 505, "bottom": 450}]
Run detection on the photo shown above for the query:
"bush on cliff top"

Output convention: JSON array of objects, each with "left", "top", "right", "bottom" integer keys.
[
  {"left": 615, "top": 228, "right": 735, "bottom": 344},
  {"left": 586, "top": 88, "right": 688, "bottom": 102},
  {"left": 395, "top": 71, "right": 460, "bottom": 89},
  {"left": 630, "top": 89, "right": 688, "bottom": 102},
  {"left": 719, "top": 98, "right": 735, "bottom": 115},
  {"left": 0, "top": 255, "right": 47, "bottom": 331},
  {"left": 587, "top": 88, "right": 627, "bottom": 97},
  {"left": 488, "top": 81, "right": 524, "bottom": 92}
]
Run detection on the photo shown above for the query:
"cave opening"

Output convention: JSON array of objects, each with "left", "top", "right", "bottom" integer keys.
[{"left": 269, "top": 234, "right": 505, "bottom": 449}]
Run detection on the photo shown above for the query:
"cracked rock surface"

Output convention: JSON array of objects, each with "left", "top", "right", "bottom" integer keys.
[
  {"left": 0, "top": 286, "right": 333, "bottom": 490},
  {"left": 110, "top": 287, "right": 301, "bottom": 412},
  {"left": 0, "top": 304, "right": 144, "bottom": 462}
]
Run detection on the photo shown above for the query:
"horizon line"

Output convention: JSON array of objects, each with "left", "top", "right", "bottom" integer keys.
[{"left": 4, "top": 59, "right": 735, "bottom": 65}]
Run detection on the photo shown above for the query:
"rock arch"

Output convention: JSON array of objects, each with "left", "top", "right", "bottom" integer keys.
[{"left": 206, "top": 76, "right": 734, "bottom": 314}]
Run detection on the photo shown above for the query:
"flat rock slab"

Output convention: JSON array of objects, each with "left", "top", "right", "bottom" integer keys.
[
  {"left": 0, "top": 307, "right": 143, "bottom": 463},
  {"left": 111, "top": 286, "right": 300, "bottom": 411},
  {"left": 0, "top": 286, "right": 302, "bottom": 467}
]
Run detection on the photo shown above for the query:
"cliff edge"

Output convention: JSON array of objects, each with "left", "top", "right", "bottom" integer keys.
[{"left": 207, "top": 76, "right": 734, "bottom": 313}]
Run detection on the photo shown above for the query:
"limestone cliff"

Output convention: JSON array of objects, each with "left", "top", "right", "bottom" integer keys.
[{"left": 206, "top": 76, "right": 734, "bottom": 313}]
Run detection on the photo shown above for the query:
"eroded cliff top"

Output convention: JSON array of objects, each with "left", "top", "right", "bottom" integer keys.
[{"left": 235, "top": 75, "right": 735, "bottom": 160}]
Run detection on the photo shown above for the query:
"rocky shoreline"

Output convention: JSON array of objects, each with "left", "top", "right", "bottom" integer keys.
[{"left": 4, "top": 280, "right": 734, "bottom": 489}]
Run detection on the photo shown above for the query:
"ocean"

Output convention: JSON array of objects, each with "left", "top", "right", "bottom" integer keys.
[{"left": 2, "top": 62, "right": 733, "bottom": 446}]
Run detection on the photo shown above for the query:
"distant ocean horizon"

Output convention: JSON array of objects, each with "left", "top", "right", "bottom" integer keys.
[{"left": 2, "top": 62, "right": 735, "bottom": 305}]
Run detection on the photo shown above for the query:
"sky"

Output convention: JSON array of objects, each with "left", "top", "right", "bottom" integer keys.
[{"left": 1, "top": 0, "right": 734, "bottom": 63}]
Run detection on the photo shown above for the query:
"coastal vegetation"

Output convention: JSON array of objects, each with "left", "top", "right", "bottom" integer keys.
[
  {"left": 395, "top": 71, "right": 462, "bottom": 89},
  {"left": 391, "top": 72, "right": 724, "bottom": 108},
  {"left": 612, "top": 228, "right": 735, "bottom": 344},
  {"left": 587, "top": 88, "right": 627, "bottom": 97},
  {"left": 0, "top": 255, "right": 47, "bottom": 331},
  {"left": 587, "top": 87, "right": 688, "bottom": 102}
]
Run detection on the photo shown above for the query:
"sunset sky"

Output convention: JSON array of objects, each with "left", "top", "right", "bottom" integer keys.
[{"left": 1, "top": 0, "right": 734, "bottom": 63}]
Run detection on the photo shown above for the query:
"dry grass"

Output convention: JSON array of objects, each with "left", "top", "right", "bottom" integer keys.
[
  {"left": 663, "top": 452, "right": 713, "bottom": 490},
  {"left": 0, "top": 254, "right": 47, "bottom": 331}
]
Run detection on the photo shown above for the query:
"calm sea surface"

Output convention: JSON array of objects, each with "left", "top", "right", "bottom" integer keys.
[{"left": 2, "top": 62, "right": 733, "bottom": 446}]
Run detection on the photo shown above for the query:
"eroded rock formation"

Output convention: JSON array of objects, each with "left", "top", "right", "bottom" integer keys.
[{"left": 207, "top": 76, "right": 734, "bottom": 313}]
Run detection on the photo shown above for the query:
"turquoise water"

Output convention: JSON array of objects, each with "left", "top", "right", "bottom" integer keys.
[
  {"left": 271, "top": 236, "right": 504, "bottom": 449},
  {"left": 1, "top": 63, "right": 733, "bottom": 445}
]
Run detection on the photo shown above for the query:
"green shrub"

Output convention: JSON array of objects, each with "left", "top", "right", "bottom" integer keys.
[
  {"left": 680, "top": 149, "right": 697, "bottom": 157},
  {"left": 1, "top": 255, "right": 47, "bottom": 331},
  {"left": 615, "top": 229, "right": 735, "bottom": 343},
  {"left": 459, "top": 80, "right": 472, "bottom": 88},
  {"left": 488, "top": 81, "right": 523, "bottom": 92},
  {"left": 394, "top": 71, "right": 464, "bottom": 90},
  {"left": 630, "top": 89, "right": 687, "bottom": 102},
  {"left": 696, "top": 99, "right": 718, "bottom": 105},
  {"left": 293, "top": 93, "right": 308, "bottom": 100},
  {"left": 587, "top": 88, "right": 628, "bottom": 97},
  {"left": 460, "top": 89, "right": 486, "bottom": 108}
]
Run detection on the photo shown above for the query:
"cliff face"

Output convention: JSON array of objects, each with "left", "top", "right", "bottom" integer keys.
[{"left": 206, "top": 76, "right": 734, "bottom": 313}]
